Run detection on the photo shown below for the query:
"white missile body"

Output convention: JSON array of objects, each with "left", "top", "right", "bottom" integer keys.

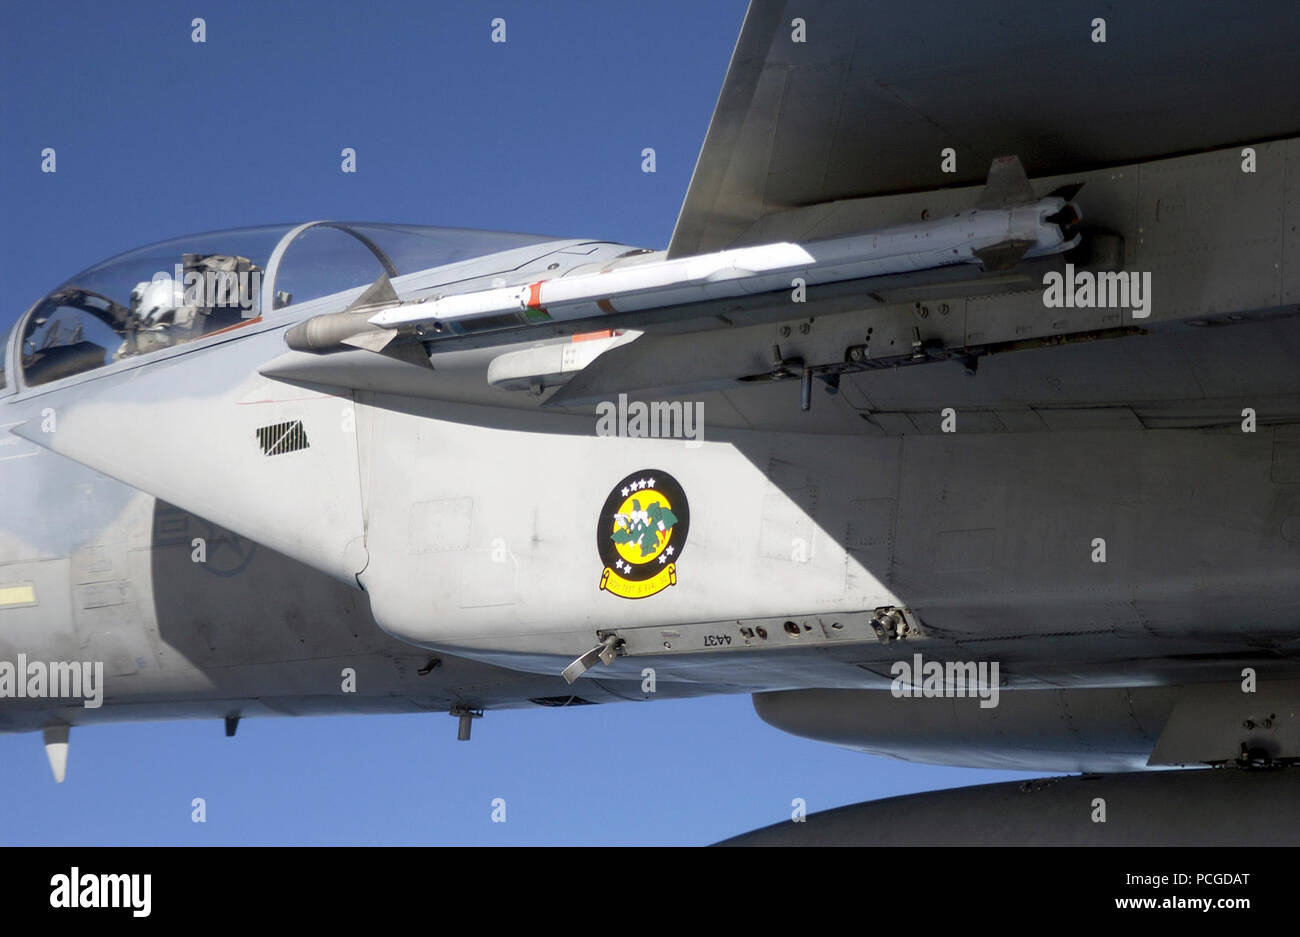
[{"left": 369, "top": 194, "right": 1080, "bottom": 335}]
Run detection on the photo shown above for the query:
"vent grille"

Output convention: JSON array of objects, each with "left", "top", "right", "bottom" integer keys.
[
  {"left": 256, "top": 420, "right": 309, "bottom": 456},
  {"left": 529, "top": 695, "right": 595, "bottom": 708}
]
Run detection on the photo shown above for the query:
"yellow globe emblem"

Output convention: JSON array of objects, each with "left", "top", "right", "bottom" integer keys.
[
  {"left": 596, "top": 470, "right": 691, "bottom": 601},
  {"left": 612, "top": 490, "right": 674, "bottom": 566}
]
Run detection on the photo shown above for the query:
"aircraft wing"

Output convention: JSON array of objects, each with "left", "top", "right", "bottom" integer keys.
[
  {"left": 667, "top": 0, "right": 1300, "bottom": 258},
  {"left": 261, "top": 1, "right": 1300, "bottom": 433}
]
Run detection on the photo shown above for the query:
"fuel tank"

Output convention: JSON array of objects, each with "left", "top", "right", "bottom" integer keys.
[{"left": 718, "top": 766, "right": 1300, "bottom": 845}]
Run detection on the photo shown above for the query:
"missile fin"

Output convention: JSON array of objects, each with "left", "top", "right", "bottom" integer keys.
[
  {"left": 973, "top": 239, "right": 1035, "bottom": 272},
  {"left": 380, "top": 343, "right": 433, "bottom": 368},
  {"left": 342, "top": 328, "right": 398, "bottom": 353},
  {"left": 1048, "top": 182, "right": 1085, "bottom": 202},
  {"left": 974, "top": 155, "right": 1037, "bottom": 210},
  {"left": 341, "top": 329, "right": 432, "bottom": 368},
  {"left": 347, "top": 272, "right": 400, "bottom": 311}
]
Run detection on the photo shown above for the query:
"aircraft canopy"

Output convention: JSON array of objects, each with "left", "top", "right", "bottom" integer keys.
[{"left": 13, "top": 222, "right": 555, "bottom": 388}]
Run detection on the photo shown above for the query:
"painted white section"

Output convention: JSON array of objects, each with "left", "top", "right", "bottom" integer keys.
[{"left": 370, "top": 200, "right": 1074, "bottom": 329}]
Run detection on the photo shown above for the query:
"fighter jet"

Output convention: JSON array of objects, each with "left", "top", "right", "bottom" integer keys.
[{"left": 3, "top": 0, "right": 1299, "bottom": 844}]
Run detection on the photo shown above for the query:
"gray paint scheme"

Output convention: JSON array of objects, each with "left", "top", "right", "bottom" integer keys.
[{"left": 2, "top": 0, "right": 1298, "bottom": 843}]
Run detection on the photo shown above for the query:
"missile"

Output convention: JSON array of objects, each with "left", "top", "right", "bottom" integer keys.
[
  {"left": 369, "top": 156, "right": 1080, "bottom": 340},
  {"left": 285, "top": 272, "right": 431, "bottom": 366}
]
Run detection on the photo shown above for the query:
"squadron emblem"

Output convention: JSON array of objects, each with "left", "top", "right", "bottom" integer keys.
[{"left": 597, "top": 470, "right": 690, "bottom": 599}]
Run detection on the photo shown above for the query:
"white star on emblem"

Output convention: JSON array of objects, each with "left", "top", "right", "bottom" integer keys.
[
  {"left": 658, "top": 555, "right": 666, "bottom": 564},
  {"left": 666, "top": 546, "right": 675, "bottom": 556},
  {"left": 621, "top": 487, "right": 629, "bottom": 497},
  {"left": 647, "top": 477, "right": 655, "bottom": 487}
]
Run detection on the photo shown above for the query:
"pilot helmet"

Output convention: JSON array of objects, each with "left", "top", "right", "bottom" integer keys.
[{"left": 130, "top": 276, "right": 185, "bottom": 324}]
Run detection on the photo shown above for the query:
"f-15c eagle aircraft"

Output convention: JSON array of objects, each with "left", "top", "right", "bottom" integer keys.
[{"left": 3, "top": 0, "right": 1299, "bottom": 844}]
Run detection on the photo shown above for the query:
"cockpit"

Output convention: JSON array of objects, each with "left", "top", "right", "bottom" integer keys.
[{"left": 12, "top": 222, "right": 557, "bottom": 389}]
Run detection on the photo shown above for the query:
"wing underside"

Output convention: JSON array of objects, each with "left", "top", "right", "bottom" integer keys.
[{"left": 668, "top": 0, "right": 1300, "bottom": 258}]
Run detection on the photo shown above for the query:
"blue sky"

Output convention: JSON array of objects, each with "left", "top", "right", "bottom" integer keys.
[{"left": 0, "top": 0, "right": 1045, "bottom": 845}]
